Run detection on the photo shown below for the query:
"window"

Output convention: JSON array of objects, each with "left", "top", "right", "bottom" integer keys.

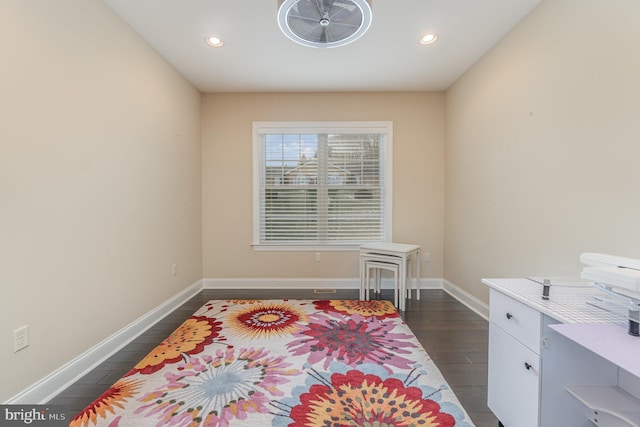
[{"left": 253, "top": 121, "right": 392, "bottom": 250}]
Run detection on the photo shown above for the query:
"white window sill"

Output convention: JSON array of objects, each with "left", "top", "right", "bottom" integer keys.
[{"left": 252, "top": 244, "right": 362, "bottom": 252}]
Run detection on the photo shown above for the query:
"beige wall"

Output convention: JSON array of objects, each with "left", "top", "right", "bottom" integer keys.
[
  {"left": 202, "top": 92, "right": 444, "bottom": 281},
  {"left": 0, "top": 1, "right": 202, "bottom": 401},
  {"left": 445, "top": 0, "right": 640, "bottom": 302},
  {"left": 8, "top": 0, "right": 639, "bottom": 403}
]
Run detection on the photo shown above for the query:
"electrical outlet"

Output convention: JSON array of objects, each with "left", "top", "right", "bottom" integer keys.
[
  {"left": 424, "top": 252, "right": 431, "bottom": 262},
  {"left": 171, "top": 264, "right": 177, "bottom": 277},
  {"left": 13, "top": 325, "right": 29, "bottom": 352},
  {"left": 315, "top": 252, "right": 322, "bottom": 262}
]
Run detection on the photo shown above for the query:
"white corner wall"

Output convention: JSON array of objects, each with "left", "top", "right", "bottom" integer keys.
[
  {"left": 445, "top": 0, "right": 640, "bottom": 302},
  {"left": 0, "top": 1, "right": 202, "bottom": 401}
]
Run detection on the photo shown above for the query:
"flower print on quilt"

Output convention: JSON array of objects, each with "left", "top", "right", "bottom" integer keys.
[
  {"left": 135, "top": 346, "right": 300, "bottom": 426},
  {"left": 225, "top": 301, "right": 310, "bottom": 340},
  {"left": 287, "top": 311, "right": 418, "bottom": 373},
  {"left": 313, "top": 299, "right": 399, "bottom": 319},
  {"left": 272, "top": 362, "right": 472, "bottom": 427}
]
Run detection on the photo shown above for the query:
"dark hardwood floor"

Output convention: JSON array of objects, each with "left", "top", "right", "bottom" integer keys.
[{"left": 49, "top": 288, "right": 498, "bottom": 426}]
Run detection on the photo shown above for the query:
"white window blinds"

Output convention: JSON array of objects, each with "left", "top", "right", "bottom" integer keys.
[{"left": 253, "top": 122, "right": 392, "bottom": 249}]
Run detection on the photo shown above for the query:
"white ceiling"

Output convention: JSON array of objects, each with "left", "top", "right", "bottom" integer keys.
[{"left": 103, "top": 0, "right": 541, "bottom": 93}]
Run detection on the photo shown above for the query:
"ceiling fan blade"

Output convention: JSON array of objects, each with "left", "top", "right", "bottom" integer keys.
[{"left": 320, "top": 26, "right": 329, "bottom": 43}]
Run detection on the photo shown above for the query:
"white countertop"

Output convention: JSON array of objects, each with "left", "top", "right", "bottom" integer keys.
[{"left": 482, "top": 277, "right": 622, "bottom": 324}]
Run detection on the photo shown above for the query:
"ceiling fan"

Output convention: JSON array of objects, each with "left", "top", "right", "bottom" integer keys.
[{"left": 277, "top": 0, "right": 373, "bottom": 48}]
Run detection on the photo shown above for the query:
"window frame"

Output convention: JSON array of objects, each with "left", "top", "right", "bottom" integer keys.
[{"left": 252, "top": 121, "right": 393, "bottom": 251}]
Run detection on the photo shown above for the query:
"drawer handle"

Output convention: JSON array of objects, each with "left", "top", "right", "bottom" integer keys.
[
  {"left": 524, "top": 362, "right": 532, "bottom": 370},
  {"left": 505, "top": 312, "right": 513, "bottom": 320}
]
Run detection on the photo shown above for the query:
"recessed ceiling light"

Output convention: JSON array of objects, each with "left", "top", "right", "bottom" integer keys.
[
  {"left": 419, "top": 33, "right": 439, "bottom": 45},
  {"left": 205, "top": 35, "right": 224, "bottom": 47}
]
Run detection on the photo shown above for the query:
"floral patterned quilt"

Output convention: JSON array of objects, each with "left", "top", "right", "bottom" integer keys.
[{"left": 72, "top": 299, "right": 475, "bottom": 427}]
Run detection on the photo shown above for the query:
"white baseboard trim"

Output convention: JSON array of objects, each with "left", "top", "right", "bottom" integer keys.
[
  {"left": 203, "top": 277, "right": 443, "bottom": 290},
  {"left": 442, "top": 279, "right": 489, "bottom": 320},
  {"left": 6, "top": 280, "right": 204, "bottom": 405},
  {"left": 204, "top": 277, "right": 358, "bottom": 289}
]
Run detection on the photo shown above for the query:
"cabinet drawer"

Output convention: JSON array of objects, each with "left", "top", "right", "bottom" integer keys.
[
  {"left": 490, "top": 288, "right": 542, "bottom": 352},
  {"left": 488, "top": 324, "right": 540, "bottom": 427}
]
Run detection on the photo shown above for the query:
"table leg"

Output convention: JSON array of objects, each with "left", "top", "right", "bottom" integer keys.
[
  {"left": 416, "top": 250, "right": 421, "bottom": 300},
  {"left": 400, "top": 258, "right": 407, "bottom": 311},
  {"left": 393, "top": 267, "right": 399, "bottom": 308},
  {"left": 359, "top": 255, "right": 365, "bottom": 300}
]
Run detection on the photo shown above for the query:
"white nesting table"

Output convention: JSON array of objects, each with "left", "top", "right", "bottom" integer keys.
[{"left": 359, "top": 242, "right": 421, "bottom": 311}]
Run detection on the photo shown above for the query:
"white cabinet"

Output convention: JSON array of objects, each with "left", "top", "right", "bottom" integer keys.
[
  {"left": 485, "top": 278, "right": 625, "bottom": 427},
  {"left": 488, "top": 288, "right": 542, "bottom": 427},
  {"left": 488, "top": 325, "right": 540, "bottom": 426}
]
